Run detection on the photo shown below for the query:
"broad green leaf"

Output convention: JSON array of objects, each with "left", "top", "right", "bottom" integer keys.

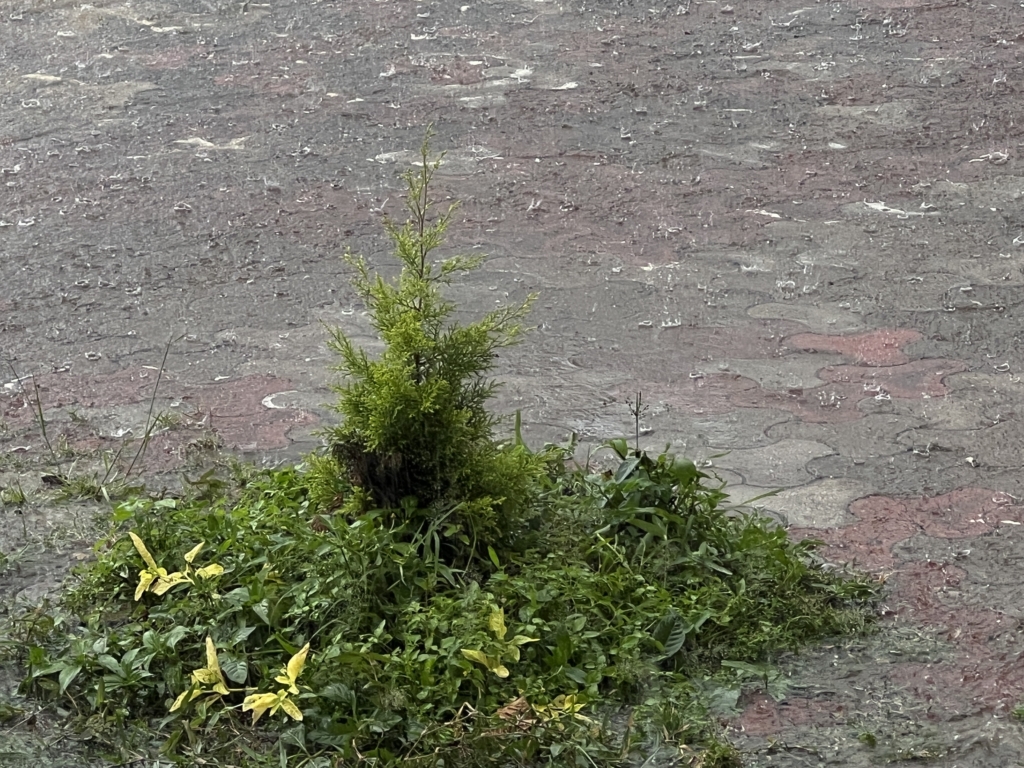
[
  {"left": 669, "top": 458, "right": 700, "bottom": 487},
  {"left": 165, "top": 625, "right": 188, "bottom": 649},
  {"left": 608, "top": 438, "right": 629, "bottom": 459},
  {"left": 461, "top": 649, "right": 489, "bottom": 666},
  {"left": 58, "top": 664, "right": 82, "bottom": 695},
  {"left": 219, "top": 656, "right": 248, "bottom": 685},
  {"left": 97, "top": 654, "right": 124, "bottom": 677},
  {"left": 661, "top": 616, "right": 688, "bottom": 659},
  {"left": 613, "top": 456, "right": 642, "bottom": 483},
  {"left": 627, "top": 516, "right": 668, "bottom": 538}
]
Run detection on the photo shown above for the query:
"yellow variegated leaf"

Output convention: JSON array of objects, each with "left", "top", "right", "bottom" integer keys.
[
  {"left": 511, "top": 635, "right": 538, "bottom": 646},
  {"left": 169, "top": 686, "right": 196, "bottom": 712},
  {"left": 183, "top": 542, "right": 205, "bottom": 564},
  {"left": 242, "top": 692, "right": 279, "bottom": 725},
  {"left": 461, "top": 648, "right": 509, "bottom": 678},
  {"left": 151, "top": 581, "right": 174, "bottom": 595},
  {"left": 195, "top": 563, "right": 224, "bottom": 579},
  {"left": 135, "top": 570, "right": 156, "bottom": 601},
  {"left": 129, "top": 532, "right": 159, "bottom": 571},
  {"left": 278, "top": 696, "right": 303, "bottom": 721},
  {"left": 204, "top": 636, "right": 219, "bottom": 673},
  {"left": 286, "top": 643, "right": 310, "bottom": 685},
  {"left": 151, "top": 571, "right": 189, "bottom": 595},
  {"left": 461, "top": 649, "right": 489, "bottom": 666},
  {"left": 275, "top": 643, "right": 309, "bottom": 693},
  {"left": 508, "top": 646, "right": 521, "bottom": 663},
  {"left": 192, "top": 668, "right": 220, "bottom": 686},
  {"left": 488, "top": 609, "right": 507, "bottom": 640}
]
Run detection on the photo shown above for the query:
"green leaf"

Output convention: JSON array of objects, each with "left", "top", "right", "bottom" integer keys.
[
  {"left": 627, "top": 516, "right": 668, "bottom": 538},
  {"left": 661, "top": 617, "right": 688, "bottom": 659},
  {"left": 229, "top": 625, "right": 256, "bottom": 646},
  {"left": 165, "top": 625, "right": 189, "bottom": 650},
  {"left": 613, "top": 457, "right": 642, "bottom": 483},
  {"left": 220, "top": 656, "right": 248, "bottom": 685},
  {"left": 487, "top": 545, "right": 501, "bottom": 569},
  {"left": 252, "top": 600, "right": 271, "bottom": 626},
  {"left": 97, "top": 655, "right": 124, "bottom": 677},
  {"left": 564, "top": 667, "right": 587, "bottom": 685},
  {"left": 608, "top": 439, "right": 629, "bottom": 459},
  {"left": 668, "top": 458, "right": 700, "bottom": 487},
  {"left": 58, "top": 664, "right": 82, "bottom": 695}
]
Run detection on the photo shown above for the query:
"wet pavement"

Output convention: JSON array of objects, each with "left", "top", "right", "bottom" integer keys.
[{"left": 4, "top": 0, "right": 1024, "bottom": 764}]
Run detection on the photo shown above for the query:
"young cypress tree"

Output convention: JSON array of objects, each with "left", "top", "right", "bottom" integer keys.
[{"left": 323, "top": 131, "right": 539, "bottom": 551}]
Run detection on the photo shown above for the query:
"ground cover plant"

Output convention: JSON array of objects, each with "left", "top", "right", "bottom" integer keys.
[{"left": 10, "top": 136, "right": 879, "bottom": 768}]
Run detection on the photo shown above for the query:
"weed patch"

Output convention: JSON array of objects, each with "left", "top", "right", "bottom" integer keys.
[{"left": 9, "top": 134, "right": 879, "bottom": 767}]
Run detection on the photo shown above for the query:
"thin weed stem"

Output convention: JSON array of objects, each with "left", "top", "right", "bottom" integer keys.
[
  {"left": 6, "top": 360, "right": 61, "bottom": 475},
  {"left": 124, "top": 333, "right": 180, "bottom": 479}
]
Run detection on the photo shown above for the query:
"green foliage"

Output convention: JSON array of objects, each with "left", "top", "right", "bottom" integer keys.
[
  {"left": 320, "top": 131, "right": 538, "bottom": 559},
  {"left": 15, "top": 448, "right": 878, "bottom": 766}
]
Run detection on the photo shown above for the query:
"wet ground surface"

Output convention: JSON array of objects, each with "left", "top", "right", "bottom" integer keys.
[{"left": 4, "top": 0, "right": 1024, "bottom": 764}]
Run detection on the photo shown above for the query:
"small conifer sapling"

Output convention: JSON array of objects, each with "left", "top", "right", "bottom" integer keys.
[{"left": 323, "top": 130, "right": 539, "bottom": 554}]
